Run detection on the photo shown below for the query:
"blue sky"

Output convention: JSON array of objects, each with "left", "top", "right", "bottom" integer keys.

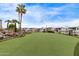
[{"left": 0, "top": 3, "right": 79, "bottom": 28}]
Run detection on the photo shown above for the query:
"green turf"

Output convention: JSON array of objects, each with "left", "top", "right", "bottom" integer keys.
[{"left": 0, "top": 32, "right": 78, "bottom": 56}]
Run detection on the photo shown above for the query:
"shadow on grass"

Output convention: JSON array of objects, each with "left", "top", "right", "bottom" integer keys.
[{"left": 74, "top": 42, "right": 79, "bottom": 56}]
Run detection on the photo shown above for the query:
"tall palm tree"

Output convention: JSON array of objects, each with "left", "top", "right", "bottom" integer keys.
[
  {"left": 11, "top": 19, "right": 20, "bottom": 32},
  {"left": 16, "top": 4, "right": 26, "bottom": 31},
  {"left": 5, "top": 20, "right": 11, "bottom": 29}
]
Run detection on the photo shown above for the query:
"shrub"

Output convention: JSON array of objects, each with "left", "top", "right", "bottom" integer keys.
[
  {"left": 74, "top": 34, "right": 78, "bottom": 36},
  {"left": 42, "top": 30, "right": 46, "bottom": 32},
  {"left": 47, "top": 31, "right": 55, "bottom": 33},
  {"left": 26, "top": 31, "right": 32, "bottom": 34}
]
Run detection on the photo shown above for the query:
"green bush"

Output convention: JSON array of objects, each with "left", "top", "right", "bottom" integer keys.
[{"left": 47, "top": 31, "right": 55, "bottom": 33}]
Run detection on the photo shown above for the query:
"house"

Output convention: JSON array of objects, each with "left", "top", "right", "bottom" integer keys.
[
  {"left": 46, "top": 27, "right": 55, "bottom": 31},
  {"left": 58, "top": 26, "right": 79, "bottom": 35},
  {"left": 59, "top": 27, "right": 69, "bottom": 35},
  {"left": 39, "top": 28, "right": 44, "bottom": 32},
  {"left": 40, "top": 27, "right": 55, "bottom": 32},
  {"left": 68, "top": 27, "right": 79, "bottom": 35},
  {"left": 30, "top": 28, "right": 37, "bottom": 32},
  {"left": 55, "top": 27, "right": 61, "bottom": 32},
  {"left": 54, "top": 27, "right": 69, "bottom": 34},
  {"left": 23, "top": 28, "right": 32, "bottom": 33},
  {"left": 36, "top": 28, "right": 44, "bottom": 32}
]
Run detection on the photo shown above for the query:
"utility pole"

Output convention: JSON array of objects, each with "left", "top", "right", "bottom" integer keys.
[
  {"left": 0, "top": 20, "right": 2, "bottom": 29},
  {"left": 46, "top": 25, "right": 47, "bottom": 32}
]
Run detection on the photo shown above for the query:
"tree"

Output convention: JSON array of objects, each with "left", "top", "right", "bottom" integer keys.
[
  {"left": 5, "top": 20, "right": 11, "bottom": 29},
  {"left": 11, "top": 19, "right": 20, "bottom": 32},
  {"left": 8, "top": 23, "right": 15, "bottom": 31},
  {"left": 16, "top": 4, "right": 26, "bottom": 31},
  {"left": 5, "top": 19, "right": 19, "bottom": 32}
]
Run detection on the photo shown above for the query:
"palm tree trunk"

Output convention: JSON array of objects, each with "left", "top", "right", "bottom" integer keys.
[
  {"left": 15, "top": 23, "right": 16, "bottom": 32},
  {"left": 18, "top": 13, "right": 21, "bottom": 31},
  {"left": 7, "top": 23, "right": 9, "bottom": 29},
  {"left": 20, "top": 13, "right": 22, "bottom": 31}
]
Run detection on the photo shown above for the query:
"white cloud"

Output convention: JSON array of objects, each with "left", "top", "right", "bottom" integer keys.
[
  {"left": 21, "top": 4, "right": 79, "bottom": 28},
  {"left": 21, "top": 18, "right": 79, "bottom": 28},
  {"left": 22, "top": 4, "right": 62, "bottom": 27},
  {"left": 41, "top": 19, "right": 79, "bottom": 28},
  {"left": 24, "top": 5, "right": 44, "bottom": 22}
]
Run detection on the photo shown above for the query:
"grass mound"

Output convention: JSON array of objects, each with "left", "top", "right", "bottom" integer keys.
[{"left": 0, "top": 33, "right": 78, "bottom": 56}]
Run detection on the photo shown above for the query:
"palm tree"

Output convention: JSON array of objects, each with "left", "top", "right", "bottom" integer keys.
[
  {"left": 8, "top": 23, "right": 15, "bottom": 31},
  {"left": 11, "top": 19, "right": 20, "bottom": 32},
  {"left": 5, "top": 19, "right": 19, "bottom": 32},
  {"left": 16, "top": 4, "right": 26, "bottom": 31},
  {"left": 5, "top": 20, "right": 11, "bottom": 29}
]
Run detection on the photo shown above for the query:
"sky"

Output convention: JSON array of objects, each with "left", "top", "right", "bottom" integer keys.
[{"left": 0, "top": 3, "right": 79, "bottom": 28}]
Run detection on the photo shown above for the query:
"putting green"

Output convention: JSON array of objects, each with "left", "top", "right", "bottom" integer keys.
[{"left": 0, "top": 32, "right": 78, "bottom": 56}]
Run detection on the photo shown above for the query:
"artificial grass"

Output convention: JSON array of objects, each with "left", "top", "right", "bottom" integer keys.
[{"left": 0, "top": 32, "right": 78, "bottom": 56}]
